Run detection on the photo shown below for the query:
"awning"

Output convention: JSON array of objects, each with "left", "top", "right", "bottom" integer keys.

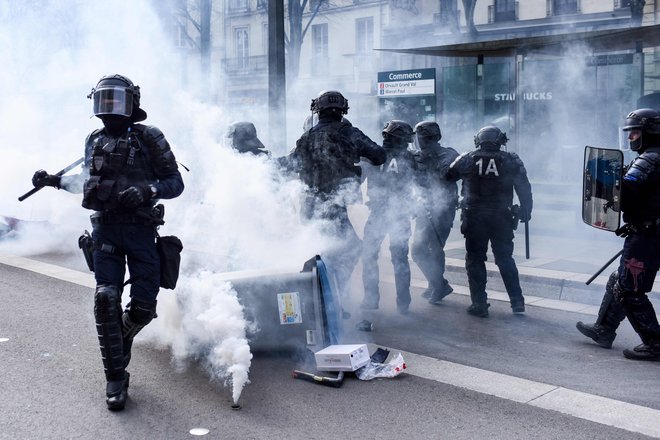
[{"left": 377, "top": 24, "right": 660, "bottom": 57}]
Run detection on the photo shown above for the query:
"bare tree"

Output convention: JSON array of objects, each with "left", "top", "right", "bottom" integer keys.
[
  {"left": 286, "top": 0, "right": 324, "bottom": 80},
  {"left": 462, "top": 0, "right": 477, "bottom": 35},
  {"left": 175, "top": 0, "right": 212, "bottom": 74}
]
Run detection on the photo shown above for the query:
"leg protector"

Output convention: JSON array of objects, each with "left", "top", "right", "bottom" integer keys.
[
  {"left": 595, "top": 271, "right": 626, "bottom": 330},
  {"left": 122, "top": 298, "right": 157, "bottom": 369},
  {"left": 94, "top": 284, "right": 125, "bottom": 382},
  {"left": 621, "top": 292, "right": 660, "bottom": 346}
]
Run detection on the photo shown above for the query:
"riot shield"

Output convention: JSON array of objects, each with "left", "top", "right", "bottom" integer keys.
[{"left": 582, "top": 146, "right": 623, "bottom": 232}]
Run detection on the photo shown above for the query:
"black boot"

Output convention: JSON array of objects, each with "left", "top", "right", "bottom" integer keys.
[
  {"left": 576, "top": 271, "right": 625, "bottom": 349},
  {"left": 428, "top": 285, "right": 454, "bottom": 305},
  {"left": 106, "top": 371, "right": 130, "bottom": 411},
  {"left": 94, "top": 285, "right": 128, "bottom": 411},
  {"left": 467, "top": 303, "right": 490, "bottom": 318},
  {"left": 576, "top": 322, "right": 616, "bottom": 349},
  {"left": 623, "top": 343, "right": 660, "bottom": 361}
]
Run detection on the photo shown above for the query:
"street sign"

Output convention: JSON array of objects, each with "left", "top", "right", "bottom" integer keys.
[{"left": 377, "top": 68, "right": 435, "bottom": 97}]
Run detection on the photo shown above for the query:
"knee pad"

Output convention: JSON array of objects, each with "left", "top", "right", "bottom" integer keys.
[
  {"left": 94, "top": 284, "right": 121, "bottom": 320},
  {"left": 126, "top": 298, "right": 157, "bottom": 325}
]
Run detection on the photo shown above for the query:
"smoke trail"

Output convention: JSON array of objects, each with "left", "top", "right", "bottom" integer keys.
[{"left": 0, "top": 0, "right": 340, "bottom": 404}]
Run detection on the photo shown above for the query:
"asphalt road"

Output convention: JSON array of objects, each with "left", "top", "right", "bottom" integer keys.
[{"left": 1, "top": 257, "right": 659, "bottom": 440}]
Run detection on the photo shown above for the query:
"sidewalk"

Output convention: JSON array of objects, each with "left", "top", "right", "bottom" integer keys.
[{"left": 351, "top": 200, "right": 660, "bottom": 310}]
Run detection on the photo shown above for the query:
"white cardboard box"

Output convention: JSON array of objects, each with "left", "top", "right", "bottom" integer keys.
[{"left": 314, "top": 344, "right": 370, "bottom": 372}]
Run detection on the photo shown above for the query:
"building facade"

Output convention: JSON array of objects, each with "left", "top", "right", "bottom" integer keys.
[{"left": 176, "top": 0, "right": 659, "bottom": 180}]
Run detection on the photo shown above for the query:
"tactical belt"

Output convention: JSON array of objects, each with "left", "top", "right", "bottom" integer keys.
[
  {"left": 630, "top": 218, "right": 660, "bottom": 234},
  {"left": 90, "top": 212, "right": 157, "bottom": 226}
]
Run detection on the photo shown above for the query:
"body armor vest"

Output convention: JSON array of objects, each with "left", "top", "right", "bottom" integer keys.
[
  {"left": 622, "top": 147, "right": 660, "bottom": 225},
  {"left": 297, "top": 120, "right": 360, "bottom": 194},
  {"left": 82, "top": 126, "right": 156, "bottom": 212},
  {"left": 462, "top": 150, "right": 515, "bottom": 210}
]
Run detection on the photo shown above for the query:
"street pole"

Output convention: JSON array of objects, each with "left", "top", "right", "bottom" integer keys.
[{"left": 268, "top": 0, "right": 287, "bottom": 155}]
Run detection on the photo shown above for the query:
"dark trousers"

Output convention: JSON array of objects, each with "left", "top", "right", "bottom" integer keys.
[
  {"left": 617, "top": 233, "right": 660, "bottom": 346},
  {"left": 461, "top": 209, "right": 523, "bottom": 306},
  {"left": 301, "top": 196, "right": 361, "bottom": 298},
  {"left": 412, "top": 207, "right": 455, "bottom": 293},
  {"left": 362, "top": 206, "right": 412, "bottom": 309},
  {"left": 92, "top": 223, "right": 160, "bottom": 303}
]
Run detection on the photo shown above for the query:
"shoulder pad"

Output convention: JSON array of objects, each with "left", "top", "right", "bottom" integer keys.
[
  {"left": 136, "top": 124, "right": 178, "bottom": 175},
  {"left": 449, "top": 151, "right": 470, "bottom": 168},
  {"left": 638, "top": 150, "right": 660, "bottom": 164}
]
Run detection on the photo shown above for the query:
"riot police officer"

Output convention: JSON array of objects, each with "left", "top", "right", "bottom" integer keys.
[
  {"left": 411, "top": 121, "right": 459, "bottom": 305},
  {"left": 32, "top": 74, "right": 185, "bottom": 409},
  {"left": 226, "top": 121, "right": 270, "bottom": 156},
  {"left": 285, "top": 90, "right": 385, "bottom": 298},
  {"left": 361, "top": 120, "right": 416, "bottom": 314},
  {"left": 579, "top": 108, "right": 660, "bottom": 360},
  {"left": 447, "top": 126, "right": 532, "bottom": 317}
]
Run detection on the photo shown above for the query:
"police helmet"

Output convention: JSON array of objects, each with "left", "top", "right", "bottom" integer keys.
[
  {"left": 88, "top": 74, "right": 146, "bottom": 121},
  {"left": 310, "top": 90, "right": 349, "bottom": 115},
  {"left": 474, "top": 125, "right": 508, "bottom": 150},
  {"left": 622, "top": 108, "right": 660, "bottom": 152},
  {"left": 227, "top": 121, "right": 258, "bottom": 140},
  {"left": 382, "top": 120, "right": 414, "bottom": 143},
  {"left": 414, "top": 121, "right": 441, "bottom": 141}
]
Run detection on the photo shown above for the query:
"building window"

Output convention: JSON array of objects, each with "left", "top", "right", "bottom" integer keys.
[
  {"left": 549, "top": 0, "right": 579, "bottom": 15},
  {"left": 493, "top": 0, "right": 516, "bottom": 22},
  {"left": 355, "top": 17, "right": 373, "bottom": 55},
  {"left": 235, "top": 27, "right": 249, "bottom": 69},
  {"left": 229, "top": 0, "right": 249, "bottom": 11},
  {"left": 311, "top": 23, "right": 328, "bottom": 75},
  {"left": 614, "top": 0, "right": 631, "bottom": 8},
  {"left": 262, "top": 23, "right": 268, "bottom": 53}
]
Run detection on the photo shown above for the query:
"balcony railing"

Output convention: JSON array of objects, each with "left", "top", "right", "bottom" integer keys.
[
  {"left": 547, "top": 0, "right": 581, "bottom": 16},
  {"left": 222, "top": 55, "right": 268, "bottom": 76},
  {"left": 488, "top": 2, "right": 518, "bottom": 23}
]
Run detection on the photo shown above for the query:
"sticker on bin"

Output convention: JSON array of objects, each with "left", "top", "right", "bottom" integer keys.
[{"left": 277, "top": 292, "right": 302, "bottom": 325}]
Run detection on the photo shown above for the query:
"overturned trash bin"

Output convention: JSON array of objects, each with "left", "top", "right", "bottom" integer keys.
[{"left": 217, "top": 255, "right": 342, "bottom": 353}]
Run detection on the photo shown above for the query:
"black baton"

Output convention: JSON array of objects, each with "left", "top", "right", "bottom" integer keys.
[
  {"left": 586, "top": 250, "right": 623, "bottom": 285},
  {"left": 524, "top": 221, "right": 530, "bottom": 259},
  {"left": 18, "top": 157, "right": 84, "bottom": 202}
]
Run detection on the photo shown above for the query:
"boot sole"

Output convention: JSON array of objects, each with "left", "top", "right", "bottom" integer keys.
[{"left": 623, "top": 350, "right": 660, "bottom": 361}]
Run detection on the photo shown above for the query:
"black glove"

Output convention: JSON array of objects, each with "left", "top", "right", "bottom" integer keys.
[
  {"left": 615, "top": 224, "right": 633, "bottom": 238},
  {"left": 117, "top": 185, "right": 151, "bottom": 208},
  {"left": 32, "top": 170, "right": 61, "bottom": 188},
  {"left": 519, "top": 208, "right": 532, "bottom": 223}
]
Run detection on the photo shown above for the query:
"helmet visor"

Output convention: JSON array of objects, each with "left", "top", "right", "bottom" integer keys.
[
  {"left": 92, "top": 87, "right": 133, "bottom": 117},
  {"left": 619, "top": 127, "right": 642, "bottom": 151}
]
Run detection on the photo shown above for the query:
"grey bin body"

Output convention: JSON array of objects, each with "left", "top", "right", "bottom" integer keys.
[{"left": 217, "top": 260, "right": 336, "bottom": 353}]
